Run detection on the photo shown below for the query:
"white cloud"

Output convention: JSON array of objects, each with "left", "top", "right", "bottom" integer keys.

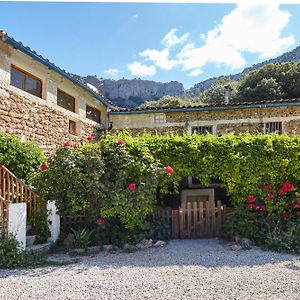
[
  {"left": 132, "top": 14, "right": 139, "bottom": 19},
  {"left": 177, "top": 3, "right": 294, "bottom": 71},
  {"left": 188, "top": 69, "right": 203, "bottom": 77},
  {"left": 104, "top": 68, "right": 121, "bottom": 77},
  {"left": 162, "top": 28, "right": 189, "bottom": 48},
  {"left": 139, "top": 48, "right": 178, "bottom": 70},
  {"left": 127, "top": 61, "right": 156, "bottom": 77}
]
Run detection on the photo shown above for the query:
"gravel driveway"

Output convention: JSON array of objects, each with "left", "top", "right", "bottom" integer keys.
[{"left": 0, "top": 239, "right": 299, "bottom": 300}]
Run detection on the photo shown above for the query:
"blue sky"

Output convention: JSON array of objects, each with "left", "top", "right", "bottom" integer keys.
[{"left": 1, "top": 2, "right": 300, "bottom": 88}]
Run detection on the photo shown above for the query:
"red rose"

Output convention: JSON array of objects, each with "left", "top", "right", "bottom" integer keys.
[
  {"left": 260, "top": 205, "right": 267, "bottom": 211},
  {"left": 247, "top": 195, "right": 256, "bottom": 203},
  {"left": 40, "top": 163, "right": 48, "bottom": 171},
  {"left": 278, "top": 188, "right": 285, "bottom": 195},
  {"left": 262, "top": 184, "right": 272, "bottom": 191},
  {"left": 295, "top": 199, "right": 300, "bottom": 205},
  {"left": 64, "top": 140, "right": 72, "bottom": 147},
  {"left": 283, "top": 213, "right": 289, "bottom": 219},
  {"left": 87, "top": 134, "right": 94, "bottom": 141},
  {"left": 294, "top": 204, "right": 300, "bottom": 209},
  {"left": 247, "top": 204, "right": 255, "bottom": 210},
  {"left": 282, "top": 182, "right": 293, "bottom": 193},
  {"left": 117, "top": 139, "right": 124, "bottom": 145},
  {"left": 256, "top": 205, "right": 261, "bottom": 211},
  {"left": 128, "top": 182, "right": 136, "bottom": 191},
  {"left": 165, "top": 166, "right": 174, "bottom": 174},
  {"left": 267, "top": 193, "right": 275, "bottom": 200},
  {"left": 96, "top": 218, "right": 105, "bottom": 225}
]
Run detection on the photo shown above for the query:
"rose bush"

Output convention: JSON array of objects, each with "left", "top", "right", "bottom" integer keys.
[
  {"left": 225, "top": 181, "right": 300, "bottom": 253},
  {"left": 33, "top": 136, "right": 170, "bottom": 229}
]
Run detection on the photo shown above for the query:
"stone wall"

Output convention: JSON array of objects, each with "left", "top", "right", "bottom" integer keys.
[
  {"left": 165, "top": 106, "right": 300, "bottom": 123},
  {"left": 0, "top": 86, "right": 102, "bottom": 147},
  {"left": 110, "top": 105, "right": 300, "bottom": 136}
]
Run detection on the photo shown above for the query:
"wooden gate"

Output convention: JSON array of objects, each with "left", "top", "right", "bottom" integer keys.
[{"left": 155, "top": 200, "right": 226, "bottom": 239}]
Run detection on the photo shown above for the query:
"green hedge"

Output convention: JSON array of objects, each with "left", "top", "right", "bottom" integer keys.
[
  {"left": 104, "top": 132, "right": 300, "bottom": 204},
  {"left": 0, "top": 133, "right": 45, "bottom": 181}
]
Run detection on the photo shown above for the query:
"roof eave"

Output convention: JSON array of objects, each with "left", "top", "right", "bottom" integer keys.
[{"left": 109, "top": 102, "right": 300, "bottom": 115}]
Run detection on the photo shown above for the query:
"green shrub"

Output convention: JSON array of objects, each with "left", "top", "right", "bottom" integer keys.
[
  {"left": 71, "top": 227, "right": 93, "bottom": 249},
  {"left": 225, "top": 181, "right": 300, "bottom": 253},
  {"left": 0, "top": 133, "right": 44, "bottom": 181},
  {"left": 89, "top": 217, "right": 155, "bottom": 247},
  {"left": 147, "top": 219, "right": 170, "bottom": 242},
  {"left": 33, "top": 138, "right": 166, "bottom": 229},
  {"left": 0, "top": 235, "right": 43, "bottom": 269}
]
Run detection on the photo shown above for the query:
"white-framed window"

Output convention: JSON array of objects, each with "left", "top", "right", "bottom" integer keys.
[
  {"left": 191, "top": 126, "right": 213, "bottom": 135},
  {"left": 264, "top": 122, "right": 283, "bottom": 134},
  {"left": 154, "top": 114, "right": 166, "bottom": 124}
]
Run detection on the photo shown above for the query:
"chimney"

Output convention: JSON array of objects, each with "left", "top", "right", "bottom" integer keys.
[
  {"left": 224, "top": 85, "right": 231, "bottom": 104},
  {"left": 0, "top": 30, "right": 7, "bottom": 40}
]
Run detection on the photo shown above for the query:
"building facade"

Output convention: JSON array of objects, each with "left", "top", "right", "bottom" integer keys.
[
  {"left": 1, "top": 30, "right": 300, "bottom": 149},
  {"left": 110, "top": 102, "right": 300, "bottom": 136},
  {"left": 0, "top": 31, "right": 111, "bottom": 148}
]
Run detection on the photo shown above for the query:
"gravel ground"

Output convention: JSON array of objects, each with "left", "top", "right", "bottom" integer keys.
[{"left": 0, "top": 239, "right": 299, "bottom": 300}]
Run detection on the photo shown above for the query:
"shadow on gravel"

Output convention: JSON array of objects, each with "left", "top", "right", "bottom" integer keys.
[{"left": 0, "top": 239, "right": 299, "bottom": 278}]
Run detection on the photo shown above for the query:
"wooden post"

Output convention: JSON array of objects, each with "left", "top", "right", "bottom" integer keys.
[
  {"left": 179, "top": 206, "right": 184, "bottom": 239},
  {"left": 199, "top": 201, "right": 204, "bottom": 236},
  {"left": 193, "top": 201, "right": 197, "bottom": 237},
  {"left": 211, "top": 200, "right": 216, "bottom": 236},
  {"left": 187, "top": 202, "right": 191, "bottom": 239},
  {"left": 216, "top": 200, "right": 222, "bottom": 235}
]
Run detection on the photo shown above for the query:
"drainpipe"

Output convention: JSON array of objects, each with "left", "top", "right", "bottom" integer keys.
[{"left": 106, "top": 107, "right": 110, "bottom": 134}]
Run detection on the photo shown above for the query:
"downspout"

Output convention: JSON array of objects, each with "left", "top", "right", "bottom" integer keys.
[{"left": 106, "top": 107, "right": 110, "bottom": 134}]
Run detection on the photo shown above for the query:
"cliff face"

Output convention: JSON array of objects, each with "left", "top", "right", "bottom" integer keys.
[
  {"left": 82, "top": 76, "right": 184, "bottom": 108},
  {"left": 76, "top": 45, "right": 300, "bottom": 106}
]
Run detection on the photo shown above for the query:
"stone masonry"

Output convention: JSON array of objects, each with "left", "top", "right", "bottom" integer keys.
[{"left": 0, "top": 86, "right": 101, "bottom": 147}]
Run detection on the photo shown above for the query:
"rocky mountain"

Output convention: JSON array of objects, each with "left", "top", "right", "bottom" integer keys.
[
  {"left": 75, "top": 75, "right": 184, "bottom": 108},
  {"left": 186, "top": 45, "right": 300, "bottom": 98},
  {"left": 75, "top": 45, "right": 300, "bottom": 107}
]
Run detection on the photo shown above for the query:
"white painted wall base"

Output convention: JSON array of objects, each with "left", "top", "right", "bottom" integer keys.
[
  {"left": 47, "top": 201, "right": 60, "bottom": 243},
  {"left": 8, "top": 203, "right": 27, "bottom": 250}
]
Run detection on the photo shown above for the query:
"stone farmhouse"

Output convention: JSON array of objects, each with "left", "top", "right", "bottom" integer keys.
[{"left": 1, "top": 30, "right": 300, "bottom": 150}]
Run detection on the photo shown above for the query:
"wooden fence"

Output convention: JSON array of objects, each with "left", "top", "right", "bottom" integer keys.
[
  {"left": 60, "top": 215, "right": 90, "bottom": 233},
  {"left": 155, "top": 200, "right": 227, "bottom": 239},
  {"left": 0, "top": 165, "right": 38, "bottom": 238}
]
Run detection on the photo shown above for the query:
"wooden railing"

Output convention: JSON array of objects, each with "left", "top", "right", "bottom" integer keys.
[{"left": 0, "top": 165, "right": 38, "bottom": 238}]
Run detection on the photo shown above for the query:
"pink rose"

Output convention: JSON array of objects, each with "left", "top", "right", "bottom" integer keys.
[{"left": 165, "top": 166, "right": 174, "bottom": 174}]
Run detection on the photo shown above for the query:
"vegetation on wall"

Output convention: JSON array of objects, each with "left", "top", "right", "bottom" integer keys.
[
  {"left": 32, "top": 137, "right": 169, "bottom": 229},
  {"left": 32, "top": 132, "right": 300, "bottom": 252},
  {"left": 0, "top": 133, "right": 44, "bottom": 181}
]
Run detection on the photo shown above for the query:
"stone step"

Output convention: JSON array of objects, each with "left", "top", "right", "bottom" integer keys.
[
  {"left": 27, "top": 242, "right": 52, "bottom": 254},
  {"left": 26, "top": 235, "right": 36, "bottom": 247}
]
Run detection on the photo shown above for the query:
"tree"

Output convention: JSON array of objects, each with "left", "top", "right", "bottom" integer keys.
[
  {"left": 193, "top": 77, "right": 239, "bottom": 104},
  {"left": 139, "top": 95, "right": 192, "bottom": 108},
  {"left": 235, "top": 62, "right": 300, "bottom": 102}
]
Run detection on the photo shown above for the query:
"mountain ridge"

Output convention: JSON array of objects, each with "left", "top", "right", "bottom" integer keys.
[{"left": 76, "top": 45, "right": 300, "bottom": 108}]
